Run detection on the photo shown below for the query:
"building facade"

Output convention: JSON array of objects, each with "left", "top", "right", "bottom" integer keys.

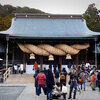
[{"left": 0, "top": 13, "right": 100, "bottom": 71}]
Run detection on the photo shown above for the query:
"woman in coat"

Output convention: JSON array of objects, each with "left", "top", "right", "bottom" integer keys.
[
  {"left": 36, "top": 70, "right": 46, "bottom": 96},
  {"left": 90, "top": 72, "right": 96, "bottom": 91},
  {"left": 46, "top": 69, "right": 55, "bottom": 100},
  {"left": 80, "top": 71, "right": 87, "bottom": 91}
]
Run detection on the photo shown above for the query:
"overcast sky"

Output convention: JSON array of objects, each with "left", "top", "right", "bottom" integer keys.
[{"left": 0, "top": 0, "right": 100, "bottom": 14}]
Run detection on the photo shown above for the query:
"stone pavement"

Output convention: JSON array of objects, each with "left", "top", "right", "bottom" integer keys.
[
  {"left": 4, "top": 74, "right": 34, "bottom": 84},
  {"left": 0, "top": 83, "right": 100, "bottom": 100},
  {"left": 0, "top": 85, "right": 25, "bottom": 100},
  {"left": 0, "top": 74, "right": 100, "bottom": 100}
]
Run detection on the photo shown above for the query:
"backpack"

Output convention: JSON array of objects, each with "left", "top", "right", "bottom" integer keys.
[
  {"left": 78, "top": 77, "right": 82, "bottom": 83},
  {"left": 60, "top": 74, "right": 65, "bottom": 80}
]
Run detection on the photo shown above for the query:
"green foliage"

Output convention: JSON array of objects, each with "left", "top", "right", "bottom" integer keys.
[
  {"left": 0, "top": 4, "right": 45, "bottom": 31},
  {"left": 83, "top": 3, "right": 100, "bottom": 32},
  {"left": 0, "top": 16, "right": 12, "bottom": 31}
]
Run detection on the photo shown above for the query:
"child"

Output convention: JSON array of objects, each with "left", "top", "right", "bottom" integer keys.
[
  {"left": 61, "top": 82, "right": 67, "bottom": 100},
  {"left": 52, "top": 82, "right": 61, "bottom": 99}
]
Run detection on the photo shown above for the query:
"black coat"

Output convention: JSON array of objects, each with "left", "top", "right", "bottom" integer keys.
[
  {"left": 46, "top": 71, "right": 54, "bottom": 91},
  {"left": 97, "top": 72, "right": 100, "bottom": 80},
  {"left": 34, "top": 72, "right": 39, "bottom": 87}
]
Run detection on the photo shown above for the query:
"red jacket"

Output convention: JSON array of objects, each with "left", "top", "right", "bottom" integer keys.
[
  {"left": 91, "top": 74, "right": 96, "bottom": 81},
  {"left": 34, "top": 62, "right": 38, "bottom": 69},
  {"left": 36, "top": 72, "right": 46, "bottom": 85}
]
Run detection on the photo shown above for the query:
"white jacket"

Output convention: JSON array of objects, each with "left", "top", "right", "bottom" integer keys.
[{"left": 61, "top": 85, "right": 67, "bottom": 94}]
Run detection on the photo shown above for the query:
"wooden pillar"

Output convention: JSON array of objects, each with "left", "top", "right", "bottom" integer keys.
[
  {"left": 40, "top": 56, "right": 43, "bottom": 70},
  {"left": 59, "top": 56, "right": 62, "bottom": 71},
  {"left": 95, "top": 38, "right": 97, "bottom": 69},
  {"left": 12, "top": 45, "right": 15, "bottom": 66},
  {"left": 23, "top": 53, "right": 26, "bottom": 72},
  {"left": 85, "top": 49, "right": 88, "bottom": 63},
  {"left": 75, "top": 54, "right": 79, "bottom": 69},
  {"left": 6, "top": 37, "right": 9, "bottom": 69}
]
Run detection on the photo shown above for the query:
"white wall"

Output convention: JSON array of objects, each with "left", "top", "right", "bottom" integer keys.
[{"left": 26, "top": 64, "right": 70, "bottom": 74}]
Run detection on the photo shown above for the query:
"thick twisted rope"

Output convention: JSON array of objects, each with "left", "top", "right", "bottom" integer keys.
[
  {"left": 38, "top": 44, "right": 66, "bottom": 56},
  {"left": 18, "top": 44, "right": 32, "bottom": 53},
  {"left": 55, "top": 44, "right": 80, "bottom": 55},
  {"left": 18, "top": 43, "right": 90, "bottom": 56},
  {"left": 71, "top": 43, "right": 90, "bottom": 50},
  {"left": 24, "top": 44, "right": 50, "bottom": 56}
]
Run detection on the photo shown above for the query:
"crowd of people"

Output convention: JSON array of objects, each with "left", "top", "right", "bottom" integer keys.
[
  {"left": 34, "top": 65, "right": 68, "bottom": 100},
  {"left": 13, "top": 64, "right": 24, "bottom": 74},
  {"left": 33, "top": 62, "right": 100, "bottom": 100}
]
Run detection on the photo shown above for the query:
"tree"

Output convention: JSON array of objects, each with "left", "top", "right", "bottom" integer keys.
[
  {"left": 0, "top": 4, "right": 45, "bottom": 31},
  {"left": 83, "top": 3, "right": 100, "bottom": 32},
  {"left": 0, "top": 17, "right": 9, "bottom": 31}
]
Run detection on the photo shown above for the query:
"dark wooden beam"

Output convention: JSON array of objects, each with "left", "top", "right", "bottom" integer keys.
[{"left": 40, "top": 56, "right": 43, "bottom": 70}]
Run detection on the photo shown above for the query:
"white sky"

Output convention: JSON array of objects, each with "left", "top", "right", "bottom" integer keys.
[{"left": 0, "top": 0, "right": 100, "bottom": 14}]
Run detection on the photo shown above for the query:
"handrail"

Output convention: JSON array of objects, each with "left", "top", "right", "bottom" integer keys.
[
  {"left": 3, "top": 67, "right": 12, "bottom": 82},
  {"left": 0, "top": 68, "right": 6, "bottom": 72}
]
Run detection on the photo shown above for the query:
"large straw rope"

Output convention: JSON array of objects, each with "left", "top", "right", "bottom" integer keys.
[
  {"left": 18, "top": 44, "right": 32, "bottom": 53},
  {"left": 38, "top": 44, "right": 66, "bottom": 56},
  {"left": 55, "top": 44, "right": 80, "bottom": 55},
  {"left": 24, "top": 44, "right": 50, "bottom": 56},
  {"left": 71, "top": 43, "right": 90, "bottom": 50},
  {"left": 18, "top": 43, "right": 89, "bottom": 56}
]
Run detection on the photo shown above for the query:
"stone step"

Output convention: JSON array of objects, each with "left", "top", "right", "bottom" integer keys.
[{"left": 4, "top": 74, "right": 34, "bottom": 84}]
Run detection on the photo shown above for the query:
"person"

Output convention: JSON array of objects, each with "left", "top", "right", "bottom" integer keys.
[
  {"left": 14, "top": 64, "right": 17, "bottom": 74},
  {"left": 46, "top": 69, "right": 55, "bottom": 100},
  {"left": 80, "top": 70, "right": 87, "bottom": 91},
  {"left": 61, "top": 82, "right": 68, "bottom": 100},
  {"left": 18, "top": 65, "right": 21, "bottom": 73},
  {"left": 49, "top": 64, "right": 52, "bottom": 72},
  {"left": 68, "top": 72, "right": 77, "bottom": 99},
  {"left": 95, "top": 70, "right": 99, "bottom": 87},
  {"left": 97, "top": 71, "right": 100, "bottom": 91},
  {"left": 60, "top": 72, "right": 66, "bottom": 91},
  {"left": 52, "top": 82, "right": 61, "bottom": 99},
  {"left": 33, "top": 61, "right": 38, "bottom": 71},
  {"left": 62, "top": 68, "right": 67, "bottom": 84},
  {"left": 44, "top": 67, "right": 47, "bottom": 76},
  {"left": 90, "top": 72, "right": 96, "bottom": 91},
  {"left": 68, "top": 61, "right": 72, "bottom": 69},
  {"left": 36, "top": 70, "right": 46, "bottom": 96},
  {"left": 34, "top": 69, "right": 40, "bottom": 95},
  {"left": 58, "top": 64, "right": 61, "bottom": 73},
  {"left": 20, "top": 64, "right": 23, "bottom": 74},
  {"left": 53, "top": 64, "right": 57, "bottom": 74},
  {"left": 55, "top": 70, "right": 60, "bottom": 84}
]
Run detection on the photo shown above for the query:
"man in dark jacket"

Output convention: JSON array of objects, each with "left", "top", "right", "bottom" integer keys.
[
  {"left": 97, "top": 72, "right": 100, "bottom": 91},
  {"left": 46, "top": 69, "right": 55, "bottom": 100},
  {"left": 34, "top": 69, "right": 40, "bottom": 95}
]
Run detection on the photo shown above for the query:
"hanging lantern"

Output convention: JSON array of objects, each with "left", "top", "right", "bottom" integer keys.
[
  {"left": 48, "top": 55, "right": 54, "bottom": 61},
  {"left": 66, "top": 54, "right": 72, "bottom": 59},
  {"left": 30, "top": 53, "right": 35, "bottom": 59}
]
